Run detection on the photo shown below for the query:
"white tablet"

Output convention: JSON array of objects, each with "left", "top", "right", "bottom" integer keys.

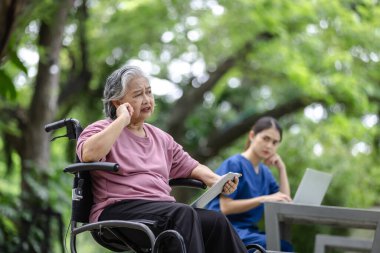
[{"left": 191, "top": 172, "right": 242, "bottom": 208}]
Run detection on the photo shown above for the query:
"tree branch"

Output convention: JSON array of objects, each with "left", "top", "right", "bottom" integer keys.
[
  {"left": 166, "top": 32, "right": 275, "bottom": 140},
  {"left": 192, "top": 97, "right": 313, "bottom": 162}
]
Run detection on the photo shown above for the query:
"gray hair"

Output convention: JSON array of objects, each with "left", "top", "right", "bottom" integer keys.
[{"left": 103, "top": 65, "right": 149, "bottom": 119}]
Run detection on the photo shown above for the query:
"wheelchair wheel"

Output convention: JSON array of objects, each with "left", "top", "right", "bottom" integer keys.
[{"left": 246, "top": 243, "right": 266, "bottom": 253}]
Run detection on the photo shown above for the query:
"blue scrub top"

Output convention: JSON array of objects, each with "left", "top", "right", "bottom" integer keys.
[{"left": 206, "top": 154, "right": 279, "bottom": 230}]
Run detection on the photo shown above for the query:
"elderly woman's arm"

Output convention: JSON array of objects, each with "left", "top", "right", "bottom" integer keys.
[
  {"left": 190, "top": 164, "right": 238, "bottom": 194},
  {"left": 81, "top": 103, "right": 132, "bottom": 162},
  {"left": 81, "top": 115, "right": 127, "bottom": 162}
]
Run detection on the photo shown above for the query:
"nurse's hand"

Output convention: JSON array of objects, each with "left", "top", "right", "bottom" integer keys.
[
  {"left": 264, "top": 153, "right": 286, "bottom": 172},
  {"left": 262, "top": 192, "right": 292, "bottom": 203}
]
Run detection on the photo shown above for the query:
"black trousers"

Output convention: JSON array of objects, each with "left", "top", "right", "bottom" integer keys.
[{"left": 99, "top": 200, "right": 247, "bottom": 253}]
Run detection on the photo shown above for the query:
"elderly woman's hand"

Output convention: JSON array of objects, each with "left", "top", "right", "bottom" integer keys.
[
  {"left": 116, "top": 102, "right": 134, "bottom": 126},
  {"left": 222, "top": 176, "right": 239, "bottom": 195}
]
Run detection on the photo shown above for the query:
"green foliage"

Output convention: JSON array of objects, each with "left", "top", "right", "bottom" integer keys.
[
  {"left": 0, "top": 47, "right": 28, "bottom": 101},
  {"left": 1, "top": 0, "right": 380, "bottom": 252},
  {"left": 0, "top": 69, "right": 17, "bottom": 100}
]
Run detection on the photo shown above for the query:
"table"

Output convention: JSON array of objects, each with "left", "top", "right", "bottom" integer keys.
[
  {"left": 314, "top": 234, "right": 372, "bottom": 253},
  {"left": 264, "top": 202, "right": 380, "bottom": 253}
]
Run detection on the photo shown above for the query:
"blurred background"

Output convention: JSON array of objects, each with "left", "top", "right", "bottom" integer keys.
[{"left": 0, "top": 0, "right": 379, "bottom": 252}]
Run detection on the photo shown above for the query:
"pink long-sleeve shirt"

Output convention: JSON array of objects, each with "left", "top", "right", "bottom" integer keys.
[{"left": 76, "top": 119, "right": 199, "bottom": 222}]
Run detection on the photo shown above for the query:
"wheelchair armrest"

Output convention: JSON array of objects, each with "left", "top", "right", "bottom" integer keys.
[
  {"left": 64, "top": 162, "right": 119, "bottom": 174},
  {"left": 169, "top": 178, "right": 207, "bottom": 189}
]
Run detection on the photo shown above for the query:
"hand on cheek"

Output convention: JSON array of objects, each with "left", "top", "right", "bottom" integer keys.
[
  {"left": 116, "top": 103, "right": 134, "bottom": 125},
  {"left": 265, "top": 154, "right": 285, "bottom": 170}
]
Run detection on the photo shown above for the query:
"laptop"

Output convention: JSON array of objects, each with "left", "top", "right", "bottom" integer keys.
[{"left": 293, "top": 168, "right": 333, "bottom": 205}]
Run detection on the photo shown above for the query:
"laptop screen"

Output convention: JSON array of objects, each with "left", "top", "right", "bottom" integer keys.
[{"left": 293, "top": 168, "right": 333, "bottom": 205}]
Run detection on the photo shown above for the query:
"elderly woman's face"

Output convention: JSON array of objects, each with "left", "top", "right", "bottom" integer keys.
[{"left": 118, "top": 77, "right": 155, "bottom": 122}]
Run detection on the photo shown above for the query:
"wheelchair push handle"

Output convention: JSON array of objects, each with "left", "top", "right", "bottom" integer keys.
[
  {"left": 44, "top": 118, "right": 80, "bottom": 132},
  {"left": 44, "top": 118, "right": 82, "bottom": 141}
]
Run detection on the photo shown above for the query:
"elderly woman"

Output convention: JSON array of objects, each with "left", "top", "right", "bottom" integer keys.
[{"left": 76, "top": 65, "right": 247, "bottom": 253}]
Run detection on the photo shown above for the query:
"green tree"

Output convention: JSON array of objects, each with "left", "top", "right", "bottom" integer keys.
[
  {"left": 1, "top": 0, "right": 74, "bottom": 252},
  {"left": 0, "top": 0, "right": 379, "bottom": 252}
]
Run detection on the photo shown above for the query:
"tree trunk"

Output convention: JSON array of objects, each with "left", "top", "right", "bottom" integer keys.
[
  {"left": 0, "top": 0, "right": 29, "bottom": 64},
  {"left": 18, "top": 0, "right": 74, "bottom": 252}
]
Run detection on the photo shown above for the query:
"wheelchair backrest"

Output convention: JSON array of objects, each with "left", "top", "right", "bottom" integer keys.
[
  {"left": 69, "top": 120, "right": 94, "bottom": 224},
  {"left": 45, "top": 118, "right": 94, "bottom": 224}
]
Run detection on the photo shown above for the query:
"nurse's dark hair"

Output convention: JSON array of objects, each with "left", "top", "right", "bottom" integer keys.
[{"left": 244, "top": 116, "right": 282, "bottom": 150}]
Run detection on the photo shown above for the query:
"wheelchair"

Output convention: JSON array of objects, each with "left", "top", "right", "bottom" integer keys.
[{"left": 45, "top": 118, "right": 266, "bottom": 253}]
